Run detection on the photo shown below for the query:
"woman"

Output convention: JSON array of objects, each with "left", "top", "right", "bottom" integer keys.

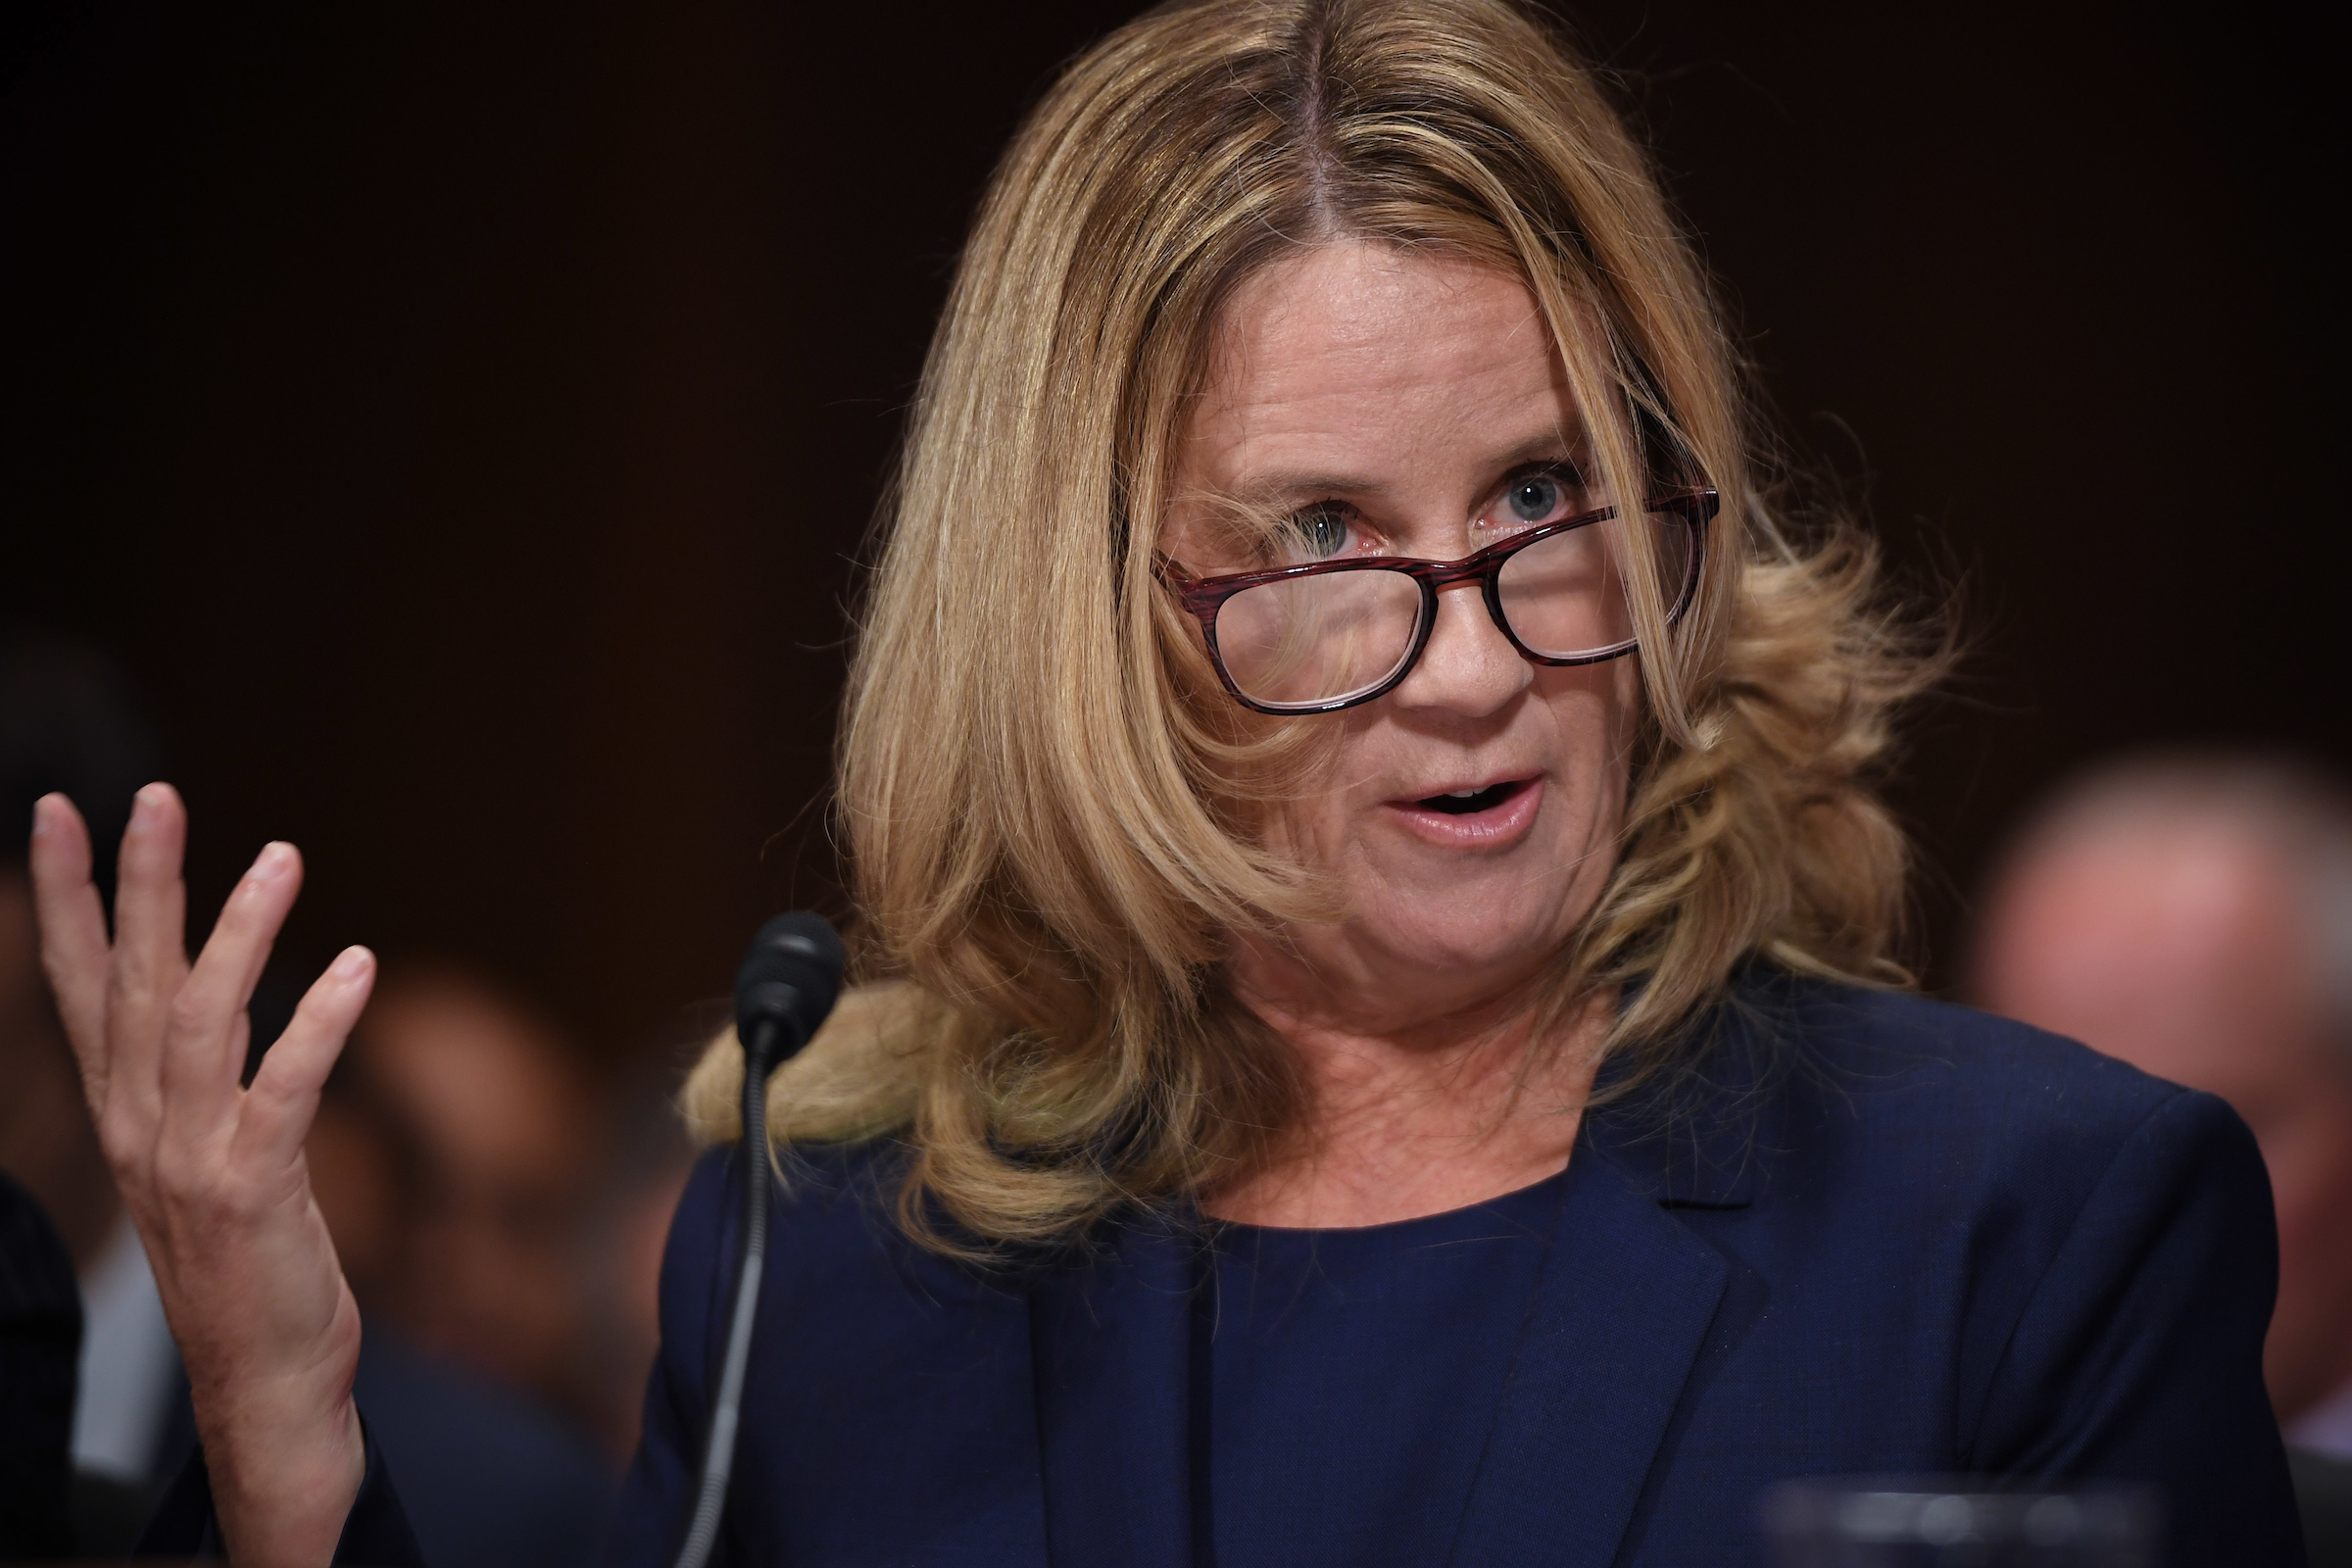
[{"left": 25, "top": 0, "right": 2299, "bottom": 1563}]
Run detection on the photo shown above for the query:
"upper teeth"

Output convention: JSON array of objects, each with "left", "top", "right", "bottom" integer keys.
[{"left": 1447, "top": 788, "right": 1479, "bottom": 797}]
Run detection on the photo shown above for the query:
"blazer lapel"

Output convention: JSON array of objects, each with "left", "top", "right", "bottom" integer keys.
[
  {"left": 1028, "top": 1213, "right": 1198, "bottom": 1568},
  {"left": 1447, "top": 1124, "right": 1735, "bottom": 1568}
]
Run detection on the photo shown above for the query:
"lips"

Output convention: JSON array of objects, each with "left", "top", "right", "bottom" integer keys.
[
  {"left": 1418, "top": 780, "right": 1524, "bottom": 815},
  {"left": 1384, "top": 775, "right": 1544, "bottom": 850}
]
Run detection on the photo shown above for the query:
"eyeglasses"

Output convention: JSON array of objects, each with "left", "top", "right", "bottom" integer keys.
[{"left": 1161, "top": 488, "right": 1715, "bottom": 714}]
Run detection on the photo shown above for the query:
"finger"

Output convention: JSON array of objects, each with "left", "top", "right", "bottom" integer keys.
[
  {"left": 160, "top": 841, "right": 305, "bottom": 1131},
  {"left": 241, "top": 946, "right": 374, "bottom": 1167},
  {"left": 27, "top": 794, "right": 113, "bottom": 1073},
  {"left": 107, "top": 783, "right": 192, "bottom": 1120}
]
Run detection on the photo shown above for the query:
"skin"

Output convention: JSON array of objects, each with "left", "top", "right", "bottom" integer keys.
[
  {"left": 1165, "top": 242, "right": 1640, "bottom": 1228},
  {"left": 1974, "top": 817, "right": 2352, "bottom": 1421},
  {"left": 19, "top": 240, "right": 1653, "bottom": 1554},
  {"left": 30, "top": 786, "right": 372, "bottom": 1565}
]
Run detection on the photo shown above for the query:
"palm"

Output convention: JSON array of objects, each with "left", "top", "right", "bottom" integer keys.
[{"left": 29, "top": 784, "right": 377, "bottom": 1568}]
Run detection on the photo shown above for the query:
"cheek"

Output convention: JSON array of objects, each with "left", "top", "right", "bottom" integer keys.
[
  {"left": 1528, "top": 659, "right": 1643, "bottom": 812},
  {"left": 1262, "top": 714, "right": 1384, "bottom": 863},
  {"left": 1552, "top": 657, "right": 1642, "bottom": 754}
]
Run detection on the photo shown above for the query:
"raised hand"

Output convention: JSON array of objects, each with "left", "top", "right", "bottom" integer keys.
[{"left": 29, "top": 784, "right": 374, "bottom": 1568}]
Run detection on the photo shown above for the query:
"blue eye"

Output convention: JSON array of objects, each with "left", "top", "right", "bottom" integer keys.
[
  {"left": 1290, "top": 506, "right": 1349, "bottom": 558},
  {"left": 1507, "top": 474, "right": 1562, "bottom": 522}
]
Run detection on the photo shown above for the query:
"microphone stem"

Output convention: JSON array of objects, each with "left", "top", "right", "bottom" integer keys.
[{"left": 672, "top": 1015, "right": 781, "bottom": 1568}]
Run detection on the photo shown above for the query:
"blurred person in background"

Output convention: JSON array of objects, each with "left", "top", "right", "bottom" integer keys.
[
  {"left": 1, "top": 1168, "right": 80, "bottom": 1559},
  {"left": 1974, "top": 755, "right": 2352, "bottom": 1560},
  {"left": 0, "top": 639, "right": 186, "bottom": 1552},
  {"left": 327, "top": 968, "right": 703, "bottom": 1468},
  {"left": 333, "top": 965, "right": 601, "bottom": 1413},
  {"left": 572, "top": 1063, "right": 697, "bottom": 1465},
  {"left": 302, "top": 961, "right": 614, "bottom": 1568}
]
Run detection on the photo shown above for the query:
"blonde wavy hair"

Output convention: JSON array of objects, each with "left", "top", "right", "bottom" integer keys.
[{"left": 684, "top": 0, "right": 1938, "bottom": 1251}]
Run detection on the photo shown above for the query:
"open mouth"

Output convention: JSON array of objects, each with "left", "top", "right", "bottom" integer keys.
[{"left": 1416, "top": 779, "right": 1531, "bottom": 815}]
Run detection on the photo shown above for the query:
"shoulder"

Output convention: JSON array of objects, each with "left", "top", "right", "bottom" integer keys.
[
  {"left": 1608, "top": 973, "right": 2265, "bottom": 1232},
  {"left": 658, "top": 1135, "right": 986, "bottom": 1376},
  {"left": 1737, "top": 974, "right": 2173, "bottom": 1113},
  {"left": 1737, "top": 973, "right": 2244, "bottom": 1176},
  {"left": 1703, "top": 980, "right": 2277, "bottom": 1353},
  {"left": 665, "top": 1136, "right": 918, "bottom": 1297}
]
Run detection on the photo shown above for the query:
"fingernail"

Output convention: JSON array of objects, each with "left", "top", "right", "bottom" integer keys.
[
  {"left": 248, "top": 842, "right": 294, "bottom": 882},
  {"left": 29, "top": 795, "right": 57, "bottom": 837},
  {"left": 130, "top": 783, "right": 167, "bottom": 826},
  {"left": 330, "top": 946, "right": 373, "bottom": 981}
]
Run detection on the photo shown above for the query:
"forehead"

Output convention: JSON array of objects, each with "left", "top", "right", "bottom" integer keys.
[{"left": 1182, "top": 241, "right": 1573, "bottom": 499}]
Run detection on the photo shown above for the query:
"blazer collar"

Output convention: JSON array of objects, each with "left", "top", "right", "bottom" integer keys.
[{"left": 1581, "top": 984, "right": 1801, "bottom": 1209}]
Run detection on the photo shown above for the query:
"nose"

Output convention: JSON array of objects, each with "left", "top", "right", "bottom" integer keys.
[{"left": 1388, "top": 578, "right": 1530, "bottom": 719}]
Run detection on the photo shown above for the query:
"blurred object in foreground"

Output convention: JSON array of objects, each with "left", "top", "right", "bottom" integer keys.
[
  {"left": 305, "top": 961, "right": 613, "bottom": 1568},
  {"left": 2294, "top": 1451, "right": 2352, "bottom": 1567},
  {"left": 1762, "top": 1478, "right": 2160, "bottom": 1565}
]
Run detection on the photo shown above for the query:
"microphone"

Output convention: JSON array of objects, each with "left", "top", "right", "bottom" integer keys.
[
  {"left": 732, "top": 912, "right": 847, "bottom": 1072},
  {"left": 672, "top": 913, "right": 846, "bottom": 1568}
]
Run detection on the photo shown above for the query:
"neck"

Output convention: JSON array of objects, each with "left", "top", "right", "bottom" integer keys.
[{"left": 1205, "top": 942, "right": 1608, "bottom": 1228}]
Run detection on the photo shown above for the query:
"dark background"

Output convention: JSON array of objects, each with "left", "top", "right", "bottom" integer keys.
[{"left": 4, "top": 0, "right": 2341, "bottom": 1071}]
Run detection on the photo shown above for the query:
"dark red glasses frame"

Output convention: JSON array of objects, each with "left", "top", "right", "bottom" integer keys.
[{"left": 1161, "top": 487, "right": 1718, "bottom": 714}]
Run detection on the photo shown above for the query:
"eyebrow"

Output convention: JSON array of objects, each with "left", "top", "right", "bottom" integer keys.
[{"left": 1204, "top": 428, "right": 1591, "bottom": 511}]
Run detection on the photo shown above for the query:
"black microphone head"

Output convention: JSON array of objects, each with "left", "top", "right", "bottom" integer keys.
[{"left": 734, "top": 912, "right": 846, "bottom": 1065}]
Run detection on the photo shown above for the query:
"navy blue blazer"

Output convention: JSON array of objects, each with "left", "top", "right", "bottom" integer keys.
[{"left": 159, "top": 977, "right": 2307, "bottom": 1564}]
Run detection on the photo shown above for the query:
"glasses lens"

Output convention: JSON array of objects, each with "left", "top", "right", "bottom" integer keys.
[
  {"left": 1495, "top": 509, "right": 1694, "bottom": 659},
  {"left": 1213, "top": 568, "right": 1424, "bottom": 709}
]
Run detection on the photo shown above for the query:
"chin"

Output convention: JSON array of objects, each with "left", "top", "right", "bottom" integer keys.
[{"left": 1345, "top": 874, "right": 1582, "bottom": 989}]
